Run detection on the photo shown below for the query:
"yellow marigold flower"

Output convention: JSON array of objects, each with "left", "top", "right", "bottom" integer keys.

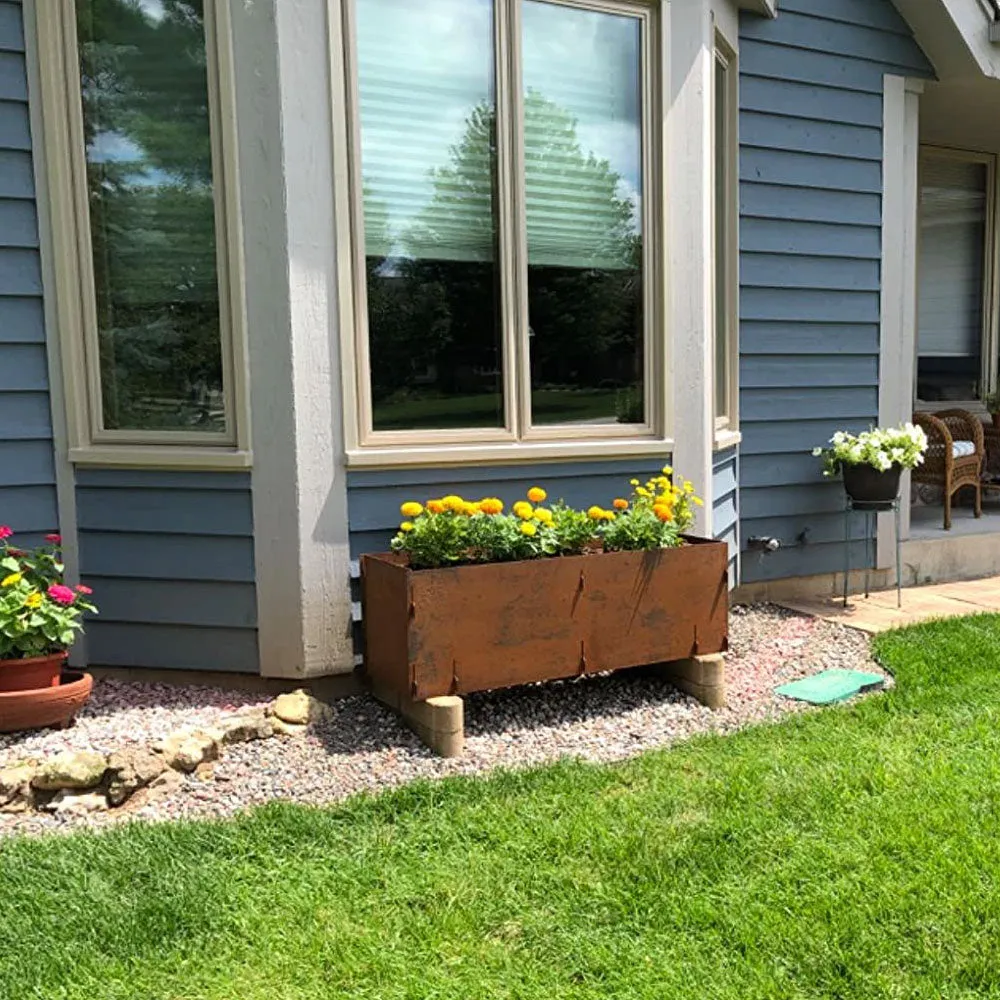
[
  {"left": 513, "top": 501, "right": 534, "bottom": 520},
  {"left": 684, "top": 481, "right": 695, "bottom": 494},
  {"left": 662, "top": 465, "right": 673, "bottom": 475},
  {"left": 636, "top": 487, "right": 651, "bottom": 498},
  {"left": 1, "top": 572, "right": 21, "bottom": 587},
  {"left": 587, "top": 506, "right": 605, "bottom": 521},
  {"left": 464, "top": 502, "right": 480, "bottom": 516},
  {"left": 533, "top": 507, "right": 553, "bottom": 524},
  {"left": 426, "top": 499, "right": 445, "bottom": 514},
  {"left": 479, "top": 497, "right": 503, "bottom": 516},
  {"left": 400, "top": 501, "right": 423, "bottom": 518},
  {"left": 399, "top": 522, "right": 415, "bottom": 533},
  {"left": 629, "top": 479, "right": 640, "bottom": 487},
  {"left": 694, "top": 497, "right": 705, "bottom": 507},
  {"left": 613, "top": 498, "right": 629, "bottom": 510},
  {"left": 603, "top": 511, "right": 616, "bottom": 521},
  {"left": 24, "top": 591, "right": 42, "bottom": 609},
  {"left": 655, "top": 494, "right": 671, "bottom": 506},
  {"left": 442, "top": 495, "right": 465, "bottom": 512},
  {"left": 527, "top": 486, "right": 547, "bottom": 503},
  {"left": 653, "top": 504, "right": 672, "bottom": 523},
  {"left": 520, "top": 522, "right": 537, "bottom": 537}
]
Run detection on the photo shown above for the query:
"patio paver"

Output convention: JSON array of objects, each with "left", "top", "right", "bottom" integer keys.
[{"left": 779, "top": 577, "right": 1000, "bottom": 634}]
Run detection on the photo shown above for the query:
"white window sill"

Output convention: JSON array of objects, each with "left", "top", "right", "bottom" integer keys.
[
  {"left": 69, "top": 446, "right": 253, "bottom": 471},
  {"left": 346, "top": 437, "right": 675, "bottom": 469},
  {"left": 713, "top": 428, "right": 742, "bottom": 452}
]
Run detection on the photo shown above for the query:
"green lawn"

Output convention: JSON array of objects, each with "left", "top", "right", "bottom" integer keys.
[{"left": 4, "top": 616, "right": 1000, "bottom": 999}]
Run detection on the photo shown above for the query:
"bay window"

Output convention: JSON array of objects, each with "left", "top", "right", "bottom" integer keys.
[
  {"left": 36, "top": 0, "right": 248, "bottom": 462},
  {"left": 342, "top": 0, "right": 661, "bottom": 451}
]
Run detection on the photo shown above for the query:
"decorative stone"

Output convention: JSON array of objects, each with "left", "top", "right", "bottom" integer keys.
[
  {"left": 126, "top": 769, "right": 184, "bottom": 811},
  {"left": 271, "top": 717, "right": 308, "bottom": 738},
  {"left": 43, "top": 789, "right": 109, "bottom": 815},
  {"left": 156, "top": 730, "right": 220, "bottom": 773},
  {"left": 216, "top": 711, "right": 273, "bottom": 745},
  {"left": 0, "top": 761, "right": 37, "bottom": 803},
  {"left": 194, "top": 762, "right": 215, "bottom": 782},
  {"left": 31, "top": 751, "right": 107, "bottom": 791},
  {"left": 271, "top": 689, "right": 330, "bottom": 726},
  {"left": 106, "top": 749, "right": 168, "bottom": 807}
]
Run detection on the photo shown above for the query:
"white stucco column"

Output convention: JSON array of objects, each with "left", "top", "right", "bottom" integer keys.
[
  {"left": 231, "top": 1, "right": 354, "bottom": 678},
  {"left": 668, "top": 0, "right": 716, "bottom": 536}
]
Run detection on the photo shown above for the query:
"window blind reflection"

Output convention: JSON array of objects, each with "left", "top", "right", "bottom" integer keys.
[{"left": 357, "top": 0, "right": 504, "bottom": 432}]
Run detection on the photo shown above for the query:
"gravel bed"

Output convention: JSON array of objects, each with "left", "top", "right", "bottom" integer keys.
[{"left": 0, "top": 605, "right": 888, "bottom": 837}]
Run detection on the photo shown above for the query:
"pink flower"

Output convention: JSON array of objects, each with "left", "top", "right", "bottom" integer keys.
[
  {"left": 45, "top": 533, "right": 62, "bottom": 544},
  {"left": 0, "top": 526, "right": 11, "bottom": 541},
  {"left": 75, "top": 585, "right": 93, "bottom": 595},
  {"left": 47, "top": 584, "right": 75, "bottom": 605}
]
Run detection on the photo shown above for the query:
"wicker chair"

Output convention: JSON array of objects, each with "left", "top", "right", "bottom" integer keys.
[{"left": 912, "top": 410, "right": 984, "bottom": 530}]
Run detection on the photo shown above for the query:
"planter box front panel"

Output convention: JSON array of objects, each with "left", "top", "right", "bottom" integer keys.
[{"left": 363, "top": 539, "right": 728, "bottom": 700}]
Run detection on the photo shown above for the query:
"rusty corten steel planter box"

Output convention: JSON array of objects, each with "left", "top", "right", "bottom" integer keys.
[{"left": 362, "top": 537, "right": 729, "bottom": 701}]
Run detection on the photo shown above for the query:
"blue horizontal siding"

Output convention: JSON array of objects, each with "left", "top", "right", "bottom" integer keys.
[
  {"left": 76, "top": 471, "right": 258, "bottom": 673},
  {"left": 0, "top": 2, "right": 57, "bottom": 557},
  {"left": 713, "top": 448, "right": 739, "bottom": 583},
  {"left": 737, "top": 2, "right": 932, "bottom": 584}
]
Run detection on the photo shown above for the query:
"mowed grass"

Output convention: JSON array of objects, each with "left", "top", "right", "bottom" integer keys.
[{"left": 4, "top": 616, "right": 1000, "bottom": 999}]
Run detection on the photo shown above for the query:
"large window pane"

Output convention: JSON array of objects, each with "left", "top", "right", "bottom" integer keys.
[
  {"left": 357, "top": 0, "right": 504, "bottom": 432},
  {"left": 523, "top": 1, "right": 644, "bottom": 427},
  {"left": 916, "top": 155, "right": 988, "bottom": 402},
  {"left": 77, "top": 0, "right": 226, "bottom": 433}
]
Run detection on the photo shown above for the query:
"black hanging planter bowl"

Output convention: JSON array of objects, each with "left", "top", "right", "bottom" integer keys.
[{"left": 842, "top": 463, "right": 902, "bottom": 504}]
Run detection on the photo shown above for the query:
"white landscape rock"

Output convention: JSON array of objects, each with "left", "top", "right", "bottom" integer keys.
[
  {"left": 271, "top": 689, "right": 330, "bottom": 727},
  {"left": 31, "top": 751, "right": 107, "bottom": 791},
  {"left": 270, "top": 717, "right": 309, "bottom": 739},
  {"left": 0, "top": 761, "right": 37, "bottom": 804},
  {"left": 156, "top": 730, "right": 220, "bottom": 773},
  {"left": 43, "top": 789, "right": 109, "bottom": 815}
]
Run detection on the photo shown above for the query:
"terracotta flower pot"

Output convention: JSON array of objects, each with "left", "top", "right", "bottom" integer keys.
[
  {"left": 0, "top": 671, "right": 93, "bottom": 733},
  {"left": 0, "top": 652, "right": 68, "bottom": 693}
]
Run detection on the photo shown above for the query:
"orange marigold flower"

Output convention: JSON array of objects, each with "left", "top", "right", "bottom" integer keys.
[
  {"left": 479, "top": 497, "right": 503, "bottom": 515},
  {"left": 400, "top": 501, "right": 423, "bottom": 518},
  {"left": 527, "top": 486, "right": 547, "bottom": 503},
  {"left": 612, "top": 498, "right": 629, "bottom": 510},
  {"left": 426, "top": 499, "right": 445, "bottom": 514},
  {"left": 513, "top": 501, "right": 534, "bottom": 520},
  {"left": 653, "top": 504, "right": 672, "bottom": 522}
]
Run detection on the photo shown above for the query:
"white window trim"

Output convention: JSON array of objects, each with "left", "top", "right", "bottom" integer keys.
[
  {"left": 33, "top": 0, "right": 251, "bottom": 469},
  {"left": 713, "top": 30, "right": 740, "bottom": 447},
  {"left": 330, "top": 0, "right": 673, "bottom": 467}
]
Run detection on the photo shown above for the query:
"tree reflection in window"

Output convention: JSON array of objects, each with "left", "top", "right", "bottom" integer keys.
[{"left": 77, "top": 0, "right": 226, "bottom": 433}]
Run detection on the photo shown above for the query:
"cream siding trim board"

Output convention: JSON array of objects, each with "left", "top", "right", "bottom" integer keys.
[
  {"left": 23, "top": 0, "right": 86, "bottom": 668},
  {"left": 877, "top": 76, "right": 923, "bottom": 568},
  {"left": 669, "top": 0, "right": 720, "bottom": 536},
  {"left": 231, "top": 0, "right": 353, "bottom": 678}
]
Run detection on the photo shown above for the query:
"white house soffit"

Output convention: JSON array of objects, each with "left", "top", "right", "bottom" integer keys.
[
  {"left": 893, "top": 0, "right": 1000, "bottom": 80},
  {"left": 737, "top": 0, "right": 776, "bottom": 17}
]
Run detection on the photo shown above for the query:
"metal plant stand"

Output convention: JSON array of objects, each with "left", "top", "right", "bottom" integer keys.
[{"left": 843, "top": 495, "right": 902, "bottom": 608}]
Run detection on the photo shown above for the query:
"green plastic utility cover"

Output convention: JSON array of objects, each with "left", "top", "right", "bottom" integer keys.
[{"left": 775, "top": 669, "right": 885, "bottom": 705}]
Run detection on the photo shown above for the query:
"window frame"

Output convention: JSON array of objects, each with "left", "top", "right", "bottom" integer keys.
[
  {"left": 34, "top": 0, "right": 251, "bottom": 467},
  {"left": 333, "top": 0, "right": 669, "bottom": 463},
  {"left": 913, "top": 144, "right": 1000, "bottom": 414},
  {"left": 712, "top": 32, "right": 739, "bottom": 443}
]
